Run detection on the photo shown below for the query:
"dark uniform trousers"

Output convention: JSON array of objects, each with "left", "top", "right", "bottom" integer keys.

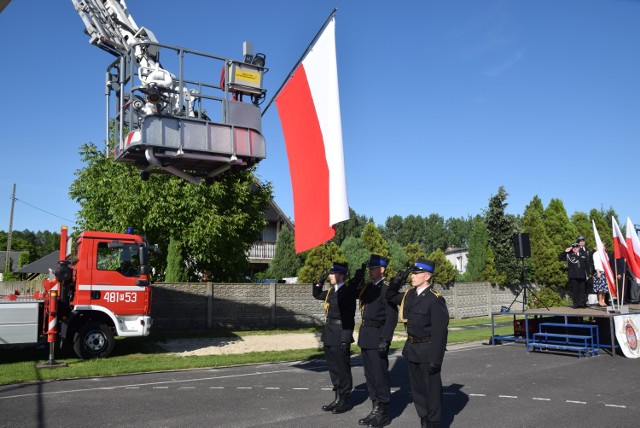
[
  {"left": 357, "top": 279, "right": 398, "bottom": 404},
  {"left": 313, "top": 282, "right": 357, "bottom": 395},
  {"left": 387, "top": 285, "right": 449, "bottom": 423},
  {"left": 559, "top": 251, "right": 589, "bottom": 307}
]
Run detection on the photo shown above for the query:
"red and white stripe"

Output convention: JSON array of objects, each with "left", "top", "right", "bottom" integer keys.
[
  {"left": 593, "top": 220, "right": 617, "bottom": 298},
  {"left": 625, "top": 217, "right": 640, "bottom": 279},
  {"left": 276, "top": 17, "right": 349, "bottom": 253}
]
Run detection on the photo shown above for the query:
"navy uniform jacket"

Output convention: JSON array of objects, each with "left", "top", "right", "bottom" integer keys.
[
  {"left": 357, "top": 279, "right": 398, "bottom": 349},
  {"left": 313, "top": 282, "right": 357, "bottom": 345},
  {"left": 558, "top": 251, "right": 589, "bottom": 279},
  {"left": 388, "top": 286, "right": 449, "bottom": 364}
]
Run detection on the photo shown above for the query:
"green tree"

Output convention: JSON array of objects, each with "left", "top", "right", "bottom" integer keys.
[
  {"left": 522, "top": 197, "right": 565, "bottom": 287},
  {"left": 424, "top": 213, "right": 447, "bottom": 254},
  {"left": 332, "top": 208, "right": 369, "bottom": 246},
  {"left": 386, "top": 240, "right": 408, "bottom": 278},
  {"left": 266, "top": 226, "right": 302, "bottom": 279},
  {"left": 362, "top": 222, "right": 389, "bottom": 256},
  {"left": 590, "top": 208, "right": 612, "bottom": 250},
  {"left": 544, "top": 198, "right": 578, "bottom": 254},
  {"left": 404, "top": 243, "right": 427, "bottom": 266},
  {"left": 464, "top": 216, "right": 488, "bottom": 281},
  {"left": 483, "top": 246, "right": 504, "bottom": 284},
  {"left": 445, "top": 216, "right": 473, "bottom": 248},
  {"left": 485, "top": 187, "right": 519, "bottom": 285},
  {"left": 69, "top": 142, "right": 271, "bottom": 281},
  {"left": 382, "top": 215, "right": 404, "bottom": 243},
  {"left": 428, "top": 248, "right": 456, "bottom": 286},
  {"left": 165, "top": 236, "right": 189, "bottom": 282},
  {"left": 297, "top": 242, "right": 344, "bottom": 283},
  {"left": 571, "top": 211, "right": 593, "bottom": 250},
  {"left": 340, "top": 236, "right": 369, "bottom": 277},
  {"left": 397, "top": 215, "right": 425, "bottom": 247}
]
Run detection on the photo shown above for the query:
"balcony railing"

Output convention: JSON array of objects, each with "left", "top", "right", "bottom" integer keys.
[{"left": 247, "top": 241, "right": 276, "bottom": 261}]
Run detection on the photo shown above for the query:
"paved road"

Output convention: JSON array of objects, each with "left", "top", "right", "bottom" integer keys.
[{"left": 0, "top": 342, "right": 638, "bottom": 427}]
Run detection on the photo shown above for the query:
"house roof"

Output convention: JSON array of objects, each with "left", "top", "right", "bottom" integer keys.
[
  {"left": 14, "top": 251, "right": 60, "bottom": 274},
  {"left": 0, "top": 251, "right": 25, "bottom": 272}
]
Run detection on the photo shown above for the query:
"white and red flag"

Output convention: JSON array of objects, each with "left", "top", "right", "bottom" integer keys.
[
  {"left": 276, "top": 16, "right": 349, "bottom": 253},
  {"left": 593, "top": 220, "right": 617, "bottom": 299},
  {"left": 624, "top": 217, "right": 640, "bottom": 278}
]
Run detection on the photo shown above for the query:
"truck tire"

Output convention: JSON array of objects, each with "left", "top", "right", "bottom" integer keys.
[{"left": 73, "top": 322, "right": 115, "bottom": 359}]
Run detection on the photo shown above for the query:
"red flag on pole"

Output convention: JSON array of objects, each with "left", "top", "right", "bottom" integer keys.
[
  {"left": 276, "top": 17, "right": 349, "bottom": 253},
  {"left": 624, "top": 217, "right": 640, "bottom": 278},
  {"left": 612, "top": 217, "right": 629, "bottom": 260},
  {"left": 593, "top": 220, "right": 617, "bottom": 298}
]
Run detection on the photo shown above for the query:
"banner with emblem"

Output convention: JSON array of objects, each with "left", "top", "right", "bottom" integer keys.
[{"left": 614, "top": 315, "right": 640, "bottom": 358}]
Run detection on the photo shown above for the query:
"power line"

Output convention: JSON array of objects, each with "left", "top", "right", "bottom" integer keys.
[{"left": 13, "top": 197, "right": 76, "bottom": 224}]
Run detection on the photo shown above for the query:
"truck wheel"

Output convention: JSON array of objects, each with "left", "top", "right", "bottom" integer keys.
[{"left": 73, "top": 322, "right": 115, "bottom": 359}]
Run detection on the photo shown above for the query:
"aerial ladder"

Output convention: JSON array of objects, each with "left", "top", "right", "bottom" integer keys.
[{"left": 72, "top": 0, "right": 268, "bottom": 183}]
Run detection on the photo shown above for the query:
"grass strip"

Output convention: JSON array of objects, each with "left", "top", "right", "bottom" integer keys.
[{"left": 0, "top": 321, "right": 513, "bottom": 385}]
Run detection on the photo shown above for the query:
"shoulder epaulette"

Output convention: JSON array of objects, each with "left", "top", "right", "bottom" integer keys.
[{"left": 430, "top": 287, "right": 442, "bottom": 298}]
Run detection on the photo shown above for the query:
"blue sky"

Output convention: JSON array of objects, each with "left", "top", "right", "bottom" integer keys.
[{"left": 1, "top": 0, "right": 640, "bottom": 235}]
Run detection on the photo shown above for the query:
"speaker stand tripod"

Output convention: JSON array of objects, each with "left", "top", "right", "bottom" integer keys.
[{"left": 504, "top": 257, "right": 550, "bottom": 312}]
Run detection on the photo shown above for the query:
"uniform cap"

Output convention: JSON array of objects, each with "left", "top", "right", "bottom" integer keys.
[
  {"left": 329, "top": 262, "right": 348, "bottom": 274},
  {"left": 367, "top": 254, "right": 388, "bottom": 268},
  {"left": 410, "top": 258, "right": 435, "bottom": 273}
]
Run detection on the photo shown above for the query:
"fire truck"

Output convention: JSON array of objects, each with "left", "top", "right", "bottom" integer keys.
[
  {"left": 0, "top": 226, "right": 152, "bottom": 359},
  {"left": 71, "top": 0, "right": 268, "bottom": 184}
]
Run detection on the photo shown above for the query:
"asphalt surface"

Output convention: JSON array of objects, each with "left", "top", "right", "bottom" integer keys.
[{"left": 0, "top": 342, "right": 638, "bottom": 428}]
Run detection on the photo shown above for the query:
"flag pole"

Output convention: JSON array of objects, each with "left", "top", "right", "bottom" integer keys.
[{"left": 261, "top": 8, "right": 338, "bottom": 116}]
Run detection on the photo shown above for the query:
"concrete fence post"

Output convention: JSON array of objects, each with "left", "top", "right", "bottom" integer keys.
[
  {"left": 207, "top": 282, "right": 213, "bottom": 329},
  {"left": 270, "top": 282, "right": 276, "bottom": 327}
]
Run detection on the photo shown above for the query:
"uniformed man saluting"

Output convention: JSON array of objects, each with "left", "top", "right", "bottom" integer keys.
[
  {"left": 356, "top": 254, "right": 398, "bottom": 428},
  {"left": 386, "top": 258, "right": 449, "bottom": 428},
  {"left": 312, "top": 261, "right": 358, "bottom": 414}
]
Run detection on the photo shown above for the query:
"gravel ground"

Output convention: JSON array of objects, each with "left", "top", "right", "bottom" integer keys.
[{"left": 158, "top": 332, "right": 409, "bottom": 357}]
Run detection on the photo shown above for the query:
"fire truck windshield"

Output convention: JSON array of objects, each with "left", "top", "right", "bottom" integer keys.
[{"left": 97, "top": 242, "right": 141, "bottom": 277}]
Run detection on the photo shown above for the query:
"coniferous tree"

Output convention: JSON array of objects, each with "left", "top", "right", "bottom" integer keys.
[
  {"left": 590, "top": 208, "right": 613, "bottom": 250},
  {"left": 266, "top": 227, "right": 302, "bottom": 279},
  {"left": 165, "top": 236, "right": 189, "bottom": 282},
  {"left": 428, "top": 248, "right": 456, "bottom": 286},
  {"left": 297, "top": 243, "right": 345, "bottom": 283},
  {"left": 544, "top": 198, "right": 578, "bottom": 254},
  {"left": 340, "top": 236, "right": 369, "bottom": 277},
  {"left": 522, "top": 199, "right": 565, "bottom": 287},
  {"left": 485, "top": 187, "right": 519, "bottom": 285},
  {"left": 398, "top": 215, "right": 426, "bottom": 247},
  {"left": 571, "top": 211, "right": 593, "bottom": 250},
  {"left": 362, "top": 222, "right": 389, "bottom": 256},
  {"left": 483, "top": 246, "right": 504, "bottom": 284},
  {"left": 464, "top": 216, "right": 488, "bottom": 281},
  {"left": 386, "top": 240, "right": 408, "bottom": 278}
]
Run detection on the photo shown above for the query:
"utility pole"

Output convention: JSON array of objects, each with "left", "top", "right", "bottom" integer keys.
[{"left": 5, "top": 183, "right": 16, "bottom": 275}]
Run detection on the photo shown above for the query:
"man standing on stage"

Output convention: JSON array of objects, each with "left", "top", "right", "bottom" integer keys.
[
  {"left": 386, "top": 258, "right": 449, "bottom": 428},
  {"left": 356, "top": 255, "right": 398, "bottom": 428},
  {"left": 560, "top": 242, "right": 589, "bottom": 308},
  {"left": 312, "top": 261, "right": 358, "bottom": 414}
]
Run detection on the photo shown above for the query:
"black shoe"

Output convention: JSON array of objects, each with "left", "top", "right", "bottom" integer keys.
[
  {"left": 331, "top": 393, "right": 352, "bottom": 414},
  {"left": 358, "top": 402, "right": 377, "bottom": 425},
  {"left": 367, "top": 403, "right": 390, "bottom": 428},
  {"left": 322, "top": 391, "right": 339, "bottom": 412}
]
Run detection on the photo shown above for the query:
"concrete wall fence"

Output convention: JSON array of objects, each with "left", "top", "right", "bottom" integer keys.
[{"left": 151, "top": 282, "right": 520, "bottom": 333}]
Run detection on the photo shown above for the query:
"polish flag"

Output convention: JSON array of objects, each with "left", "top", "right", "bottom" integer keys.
[
  {"left": 624, "top": 217, "right": 640, "bottom": 278},
  {"left": 276, "top": 17, "right": 349, "bottom": 253},
  {"left": 593, "top": 221, "right": 617, "bottom": 298},
  {"left": 612, "top": 217, "right": 629, "bottom": 260}
]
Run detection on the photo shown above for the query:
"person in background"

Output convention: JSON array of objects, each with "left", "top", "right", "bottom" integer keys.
[
  {"left": 386, "top": 258, "right": 449, "bottom": 428},
  {"left": 591, "top": 245, "right": 609, "bottom": 307},
  {"left": 312, "top": 262, "right": 358, "bottom": 414}
]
